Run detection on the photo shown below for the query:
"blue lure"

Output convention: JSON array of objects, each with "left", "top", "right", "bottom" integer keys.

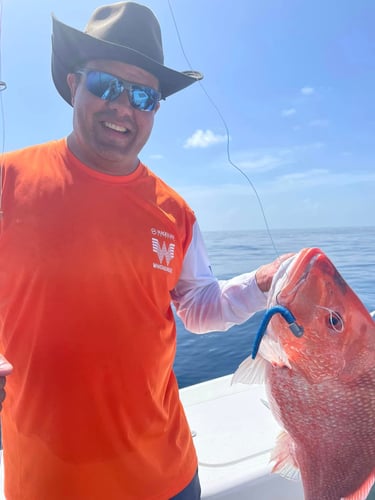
[{"left": 252, "top": 305, "right": 304, "bottom": 359}]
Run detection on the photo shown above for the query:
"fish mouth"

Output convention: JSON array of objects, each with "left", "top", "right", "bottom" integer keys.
[
  {"left": 273, "top": 247, "right": 323, "bottom": 305},
  {"left": 286, "top": 247, "right": 323, "bottom": 283}
]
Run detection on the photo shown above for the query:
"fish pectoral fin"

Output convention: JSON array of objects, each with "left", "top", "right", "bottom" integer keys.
[
  {"left": 270, "top": 430, "right": 300, "bottom": 481},
  {"left": 232, "top": 354, "right": 267, "bottom": 385},
  {"left": 342, "top": 470, "right": 375, "bottom": 500}
]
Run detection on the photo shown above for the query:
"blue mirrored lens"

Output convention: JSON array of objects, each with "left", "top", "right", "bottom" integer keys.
[
  {"left": 85, "top": 72, "right": 122, "bottom": 100},
  {"left": 131, "top": 86, "right": 159, "bottom": 111}
]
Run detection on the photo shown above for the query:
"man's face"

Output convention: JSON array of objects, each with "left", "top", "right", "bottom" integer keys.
[{"left": 67, "top": 59, "right": 160, "bottom": 175}]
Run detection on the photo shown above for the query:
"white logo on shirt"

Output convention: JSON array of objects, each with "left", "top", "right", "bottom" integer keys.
[
  {"left": 151, "top": 228, "right": 175, "bottom": 240},
  {"left": 152, "top": 238, "right": 175, "bottom": 273}
]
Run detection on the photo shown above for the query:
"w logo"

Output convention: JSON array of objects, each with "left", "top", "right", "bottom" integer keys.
[{"left": 152, "top": 238, "right": 175, "bottom": 266}]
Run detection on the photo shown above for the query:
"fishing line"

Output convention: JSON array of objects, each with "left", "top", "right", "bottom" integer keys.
[
  {"left": 315, "top": 306, "right": 344, "bottom": 332},
  {"left": 167, "top": 0, "right": 280, "bottom": 259}
]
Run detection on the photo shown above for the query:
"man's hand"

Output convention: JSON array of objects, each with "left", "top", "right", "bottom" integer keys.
[
  {"left": 255, "top": 253, "right": 295, "bottom": 293},
  {"left": 0, "top": 354, "right": 13, "bottom": 411}
]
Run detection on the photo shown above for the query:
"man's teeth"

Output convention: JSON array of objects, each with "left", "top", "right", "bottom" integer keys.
[{"left": 104, "top": 122, "right": 128, "bottom": 133}]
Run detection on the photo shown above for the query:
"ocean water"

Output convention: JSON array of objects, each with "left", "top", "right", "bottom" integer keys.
[{"left": 174, "top": 226, "right": 375, "bottom": 388}]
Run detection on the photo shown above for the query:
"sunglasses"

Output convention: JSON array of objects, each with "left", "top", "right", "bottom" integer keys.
[{"left": 76, "top": 70, "right": 161, "bottom": 112}]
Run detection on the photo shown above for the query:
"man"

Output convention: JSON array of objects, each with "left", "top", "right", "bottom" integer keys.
[{"left": 0, "top": 2, "right": 293, "bottom": 499}]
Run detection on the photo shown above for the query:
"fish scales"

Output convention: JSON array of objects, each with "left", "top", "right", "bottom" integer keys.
[{"left": 267, "top": 364, "right": 375, "bottom": 499}]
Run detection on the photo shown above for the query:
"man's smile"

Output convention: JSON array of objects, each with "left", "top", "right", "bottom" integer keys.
[{"left": 103, "top": 121, "right": 130, "bottom": 134}]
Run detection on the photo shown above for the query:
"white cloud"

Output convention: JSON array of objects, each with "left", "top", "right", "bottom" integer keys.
[
  {"left": 236, "top": 154, "right": 289, "bottom": 172},
  {"left": 301, "top": 86, "right": 315, "bottom": 95},
  {"left": 279, "top": 168, "right": 329, "bottom": 183},
  {"left": 282, "top": 108, "right": 297, "bottom": 117},
  {"left": 270, "top": 168, "right": 375, "bottom": 192},
  {"left": 184, "top": 129, "right": 227, "bottom": 149},
  {"left": 170, "top": 167, "right": 375, "bottom": 231},
  {"left": 309, "top": 119, "right": 329, "bottom": 128},
  {"left": 225, "top": 143, "right": 326, "bottom": 176},
  {"left": 232, "top": 146, "right": 301, "bottom": 173}
]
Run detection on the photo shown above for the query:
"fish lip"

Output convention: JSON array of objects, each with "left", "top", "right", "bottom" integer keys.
[
  {"left": 287, "top": 248, "right": 323, "bottom": 281},
  {"left": 274, "top": 248, "right": 323, "bottom": 305}
]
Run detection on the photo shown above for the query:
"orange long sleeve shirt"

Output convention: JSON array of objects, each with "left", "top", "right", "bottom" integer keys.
[{"left": 0, "top": 139, "right": 198, "bottom": 499}]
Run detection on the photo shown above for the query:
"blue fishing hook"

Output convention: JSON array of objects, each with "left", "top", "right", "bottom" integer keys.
[{"left": 252, "top": 305, "right": 304, "bottom": 359}]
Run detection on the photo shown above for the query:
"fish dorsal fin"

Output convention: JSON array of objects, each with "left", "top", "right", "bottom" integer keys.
[
  {"left": 231, "top": 355, "right": 267, "bottom": 385},
  {"left": 270, "top": 430, "right": 300, "bottom": 481},
  {"left": 341, "top": 470, "right": 375, "bottom": 500}
]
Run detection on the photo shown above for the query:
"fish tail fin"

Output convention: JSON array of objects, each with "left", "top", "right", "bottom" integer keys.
[
  {"left": 341, "top": 471, "right": 375, "bottom": 500},
  {"left": 270, "top": 430, "right": 300, "bottom": 481},
  {"left": 231, "top": 355, "right": 267, "bottom": 385}
]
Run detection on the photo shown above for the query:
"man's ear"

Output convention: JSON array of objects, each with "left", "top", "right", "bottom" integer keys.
[{"left": 66, "top": 73, "right": 78, "bottom": 106}]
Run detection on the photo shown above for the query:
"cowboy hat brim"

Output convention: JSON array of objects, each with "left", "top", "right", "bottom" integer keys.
[{"left": 51, "top": 16, "right": 203, "bottom": 104}]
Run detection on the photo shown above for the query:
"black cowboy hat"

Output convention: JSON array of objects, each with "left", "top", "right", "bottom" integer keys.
[{"left": 51, "top": 1, "right": 203, "bottom": 104}]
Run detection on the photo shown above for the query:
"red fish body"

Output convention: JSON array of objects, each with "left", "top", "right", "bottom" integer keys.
[{"left": 233, "top": 248, "right": 375, "bottom": 500}]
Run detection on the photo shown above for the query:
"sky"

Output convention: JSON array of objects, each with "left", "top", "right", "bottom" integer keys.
[{"left": 1, "top": 0, "right": 375, "bottom": 231}]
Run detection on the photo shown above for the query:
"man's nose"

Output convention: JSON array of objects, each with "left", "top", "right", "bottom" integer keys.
[{"left": 107, "top": 89, "right": 133, "bottom": 114}]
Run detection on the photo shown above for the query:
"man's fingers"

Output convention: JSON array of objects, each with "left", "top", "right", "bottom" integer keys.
[{"left": 0, "top": 354, "right": 13, "bottom": 376}]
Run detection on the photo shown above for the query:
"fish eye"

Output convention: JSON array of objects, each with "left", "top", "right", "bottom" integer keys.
[{"left": 326, "top": 311, "right": 344, "bottom": 332}]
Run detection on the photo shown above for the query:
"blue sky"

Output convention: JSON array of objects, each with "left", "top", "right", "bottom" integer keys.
[{"left": 1, "top": 0, "right": 375, "bottom": 231}]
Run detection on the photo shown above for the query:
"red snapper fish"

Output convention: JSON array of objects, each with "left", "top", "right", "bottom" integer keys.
[{"left": 233, "top": 247, "right": 375, "bottom": 500}]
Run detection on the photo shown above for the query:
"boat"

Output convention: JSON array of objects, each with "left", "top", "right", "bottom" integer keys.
[{"left": 180, "top": 374, "right": 304, "bottom": 499}]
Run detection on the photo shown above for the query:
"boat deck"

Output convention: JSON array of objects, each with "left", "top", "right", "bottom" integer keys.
[{"left": 180, "top": 374, "right": 304, "bottom": 499}]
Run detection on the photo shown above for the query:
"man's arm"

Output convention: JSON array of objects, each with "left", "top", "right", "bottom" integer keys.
[{"left": 171, "top": 222, "right": 293, "bottom": 333}]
